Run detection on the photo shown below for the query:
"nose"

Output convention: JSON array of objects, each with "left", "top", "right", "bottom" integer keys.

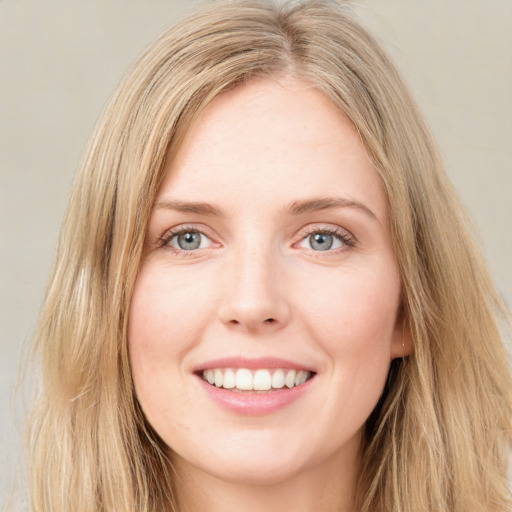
[{"left": 217, "top": 245, "right": 291, "bottom": 333}]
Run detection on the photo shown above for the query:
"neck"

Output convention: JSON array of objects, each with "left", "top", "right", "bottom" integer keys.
[{"left": 172, "top": 443, "right": 361, "bottom": 512}]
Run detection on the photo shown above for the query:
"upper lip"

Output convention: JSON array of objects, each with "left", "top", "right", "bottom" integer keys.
[{"left": 193, "top": 356, "right": 315, "bottom": 373}]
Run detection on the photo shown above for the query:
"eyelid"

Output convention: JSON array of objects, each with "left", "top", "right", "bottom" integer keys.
[
  {"left": 159, "top": 224, "right": 220, "bottom": 252},
  {"left": 156, "top": 222, "right": 356, "bottom": 255},
  {"left": 293, "top": 223, "right": 356, "bottom": 251}
]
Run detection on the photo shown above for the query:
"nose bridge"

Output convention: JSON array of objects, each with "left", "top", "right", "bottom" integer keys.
[{"left": 218, "top": 236, "right": 290, "bottom": 330}]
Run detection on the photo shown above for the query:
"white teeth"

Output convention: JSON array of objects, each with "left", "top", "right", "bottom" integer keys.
[
  {"left": 214, "top": 368, "right": 223, "bottom": 387},
  {"left": 295, "top": 370, "right": 308, "bottom": 386},
  {"left": 223, "top": 368, "right": 236, "bottom": 389},
  {"left": 253, "top": 369, "right": 272, "bottom": 391},
  {"left": 271, "top": 369, "right": 285, "bottom": 389},
  {"left": 285, "top": 370, "right": 296, "bottom": 388},
  {"left": 236, "top": 369, "right": 253, "bottom": 390},
  {"left": 201, "top": 367, "right": 312, "bottom": 391}
]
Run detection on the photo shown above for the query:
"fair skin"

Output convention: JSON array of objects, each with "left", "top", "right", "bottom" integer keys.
[{"left": 128, "top": 77, "right": 411, "bottom": 512}]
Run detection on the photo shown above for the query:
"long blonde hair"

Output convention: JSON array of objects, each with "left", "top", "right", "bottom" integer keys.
[{"left": 27, "top": 1, "right": 511, "bottom": 511}]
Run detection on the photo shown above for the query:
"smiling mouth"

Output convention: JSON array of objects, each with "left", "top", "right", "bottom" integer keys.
[{"left": 199, "top": 368, "right": 315, "bottom": 392}]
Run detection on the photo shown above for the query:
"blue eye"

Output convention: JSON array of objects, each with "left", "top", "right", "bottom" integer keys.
[
  {"left": 310, "top": 233, "right": 337, "bottom": 251},
  {"left": 297, "top": 231, "right": 346, "bottom": 251},
  {"left": 167, "top": 230, "right": 211, "bottom": 251}
]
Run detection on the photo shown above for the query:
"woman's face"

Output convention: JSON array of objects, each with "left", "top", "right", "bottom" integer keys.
[{"left": 128, "top": 77, "right": 409, "bottom": 486}]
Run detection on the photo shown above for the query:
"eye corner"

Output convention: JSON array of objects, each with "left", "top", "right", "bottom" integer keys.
[
  {"left": 293, "top": 224, "right": 357, "bottom": 254},
  {"left": 158, "top": 224, "right": 221, "bottom": 256}
]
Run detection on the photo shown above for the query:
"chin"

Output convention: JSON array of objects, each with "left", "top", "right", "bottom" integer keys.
[
  {"left": 196, "top": 457, "right": 305, "bottom": 486},
  {"left": 170, "top": 434, "right": 312, "bottom": 486}
]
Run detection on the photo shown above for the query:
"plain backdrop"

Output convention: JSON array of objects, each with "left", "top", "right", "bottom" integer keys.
[{"left": 1, "top": 0, "right": 511, "bottom": 505}]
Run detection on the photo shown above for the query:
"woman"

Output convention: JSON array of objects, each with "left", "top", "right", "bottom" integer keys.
[{"left": 26, "top": 1, "right": 511, "bottom": 511}]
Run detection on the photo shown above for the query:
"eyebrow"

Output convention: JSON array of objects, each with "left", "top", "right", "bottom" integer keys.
[
  {"left": 154, "top": 200, "right": 224, "bottom": 216},
  {"left": 286, "top": 197, "right": 377, "bottom": 220},
  {"left": 154, "top": 197, "right": 377, "bottom": 221}
]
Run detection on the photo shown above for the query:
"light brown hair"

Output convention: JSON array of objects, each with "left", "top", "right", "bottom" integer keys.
[{"left": 27, "top": 1, "right": 511, "bottom": 511}]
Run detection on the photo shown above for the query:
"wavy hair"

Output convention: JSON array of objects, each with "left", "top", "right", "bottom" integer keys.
[{"left": 26, "top": 1, "right": 511, "bottom": 511}]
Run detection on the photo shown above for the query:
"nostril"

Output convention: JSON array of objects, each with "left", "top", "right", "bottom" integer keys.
[{"left": 264, "top": 318, "right": 275, "bottom": 324}]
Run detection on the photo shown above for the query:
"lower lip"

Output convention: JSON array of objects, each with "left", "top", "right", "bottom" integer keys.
[{"left": 197, "top": 376, "right": 315, "bottom": 415}]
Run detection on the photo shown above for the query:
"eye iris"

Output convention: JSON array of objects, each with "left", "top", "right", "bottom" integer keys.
[
  {"left": 177, "top": 231, "right": 201, "bottom": 250},
  {"left": 310, "top": 233, "right": 333, "bottom": 251}
]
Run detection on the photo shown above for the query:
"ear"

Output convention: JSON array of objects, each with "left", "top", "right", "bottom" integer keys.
[{"left": 390, "top": 306, "right": 414, "bottom": 359}]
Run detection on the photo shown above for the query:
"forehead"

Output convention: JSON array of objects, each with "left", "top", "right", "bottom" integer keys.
[{"left": 158, "top": 77, "right": 387, "bottom": 222}]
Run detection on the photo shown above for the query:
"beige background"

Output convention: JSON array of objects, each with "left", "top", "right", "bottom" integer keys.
[{"left": 1, "top": 0, "right": 511, "bottom": 503}]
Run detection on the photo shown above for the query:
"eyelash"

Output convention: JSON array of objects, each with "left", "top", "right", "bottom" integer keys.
[
  {"left": 158, "top": 224, "right": 214, "bottom": 256},
  {"left": 296, "top": 225, "right": 356, "bottom": 252},
  {"left": 158, "top": 224, "right": 356, "bottom": 256}
]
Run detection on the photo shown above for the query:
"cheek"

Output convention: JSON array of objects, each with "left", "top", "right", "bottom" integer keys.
[
  {"left": 301, "top": 263, "right": 401, "bottom": 352},
  {"left": 297, "top": 262, "right": 401, "bottom": 412},
  {"left": 127, "top": 263, "right": 208, "bottom": 416},
  {"left": 128, "top": 262, "right": 211, "bottom": 357}
]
